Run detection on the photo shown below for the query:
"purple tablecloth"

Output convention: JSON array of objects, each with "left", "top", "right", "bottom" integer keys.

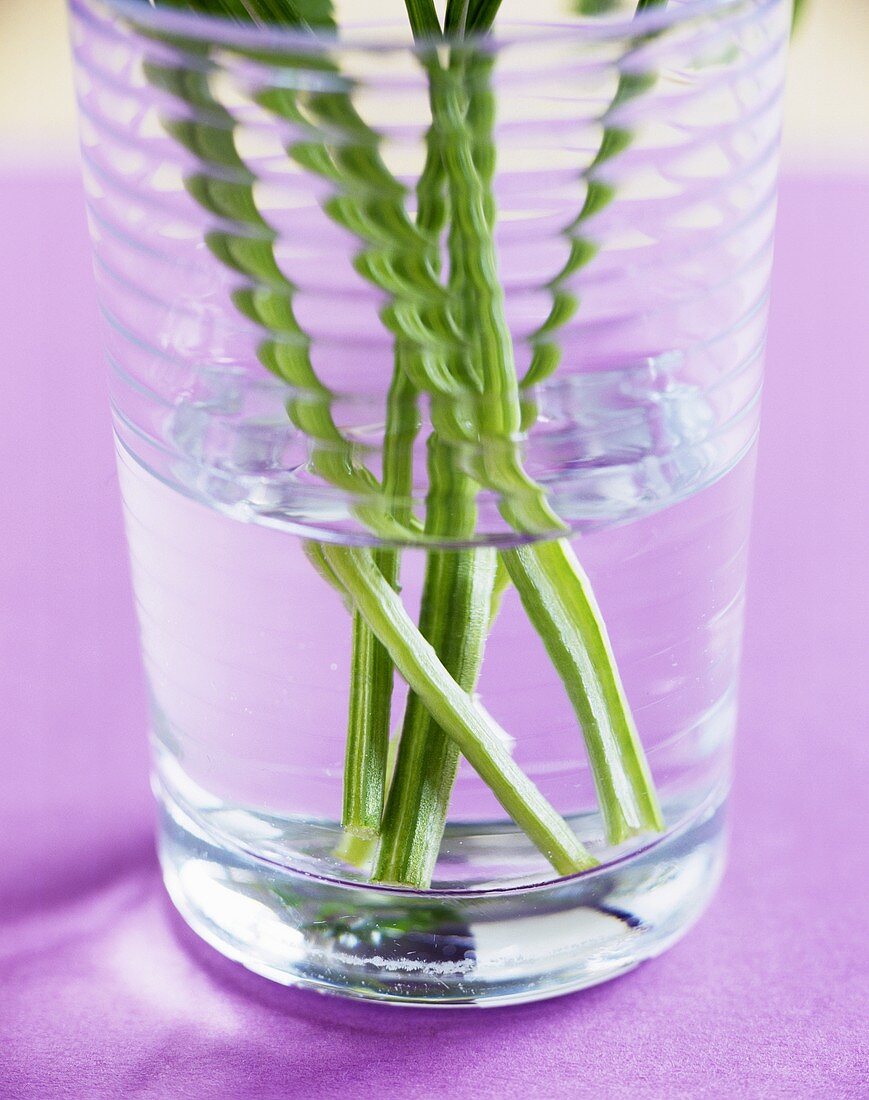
[{"left": 1, "top": 172, "right": 867, "bottom": 1097}]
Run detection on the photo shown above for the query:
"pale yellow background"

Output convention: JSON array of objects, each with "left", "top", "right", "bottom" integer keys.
[{"left": 1, "top": 0, "right": 867, "bottom": 171}]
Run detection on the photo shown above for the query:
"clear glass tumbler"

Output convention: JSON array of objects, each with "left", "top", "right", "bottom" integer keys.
[{"left": 69, "top": 0, "right": 790, "bottom": 1004}]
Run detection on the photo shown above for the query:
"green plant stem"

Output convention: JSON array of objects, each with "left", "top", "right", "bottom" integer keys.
[
  {"left": 342, "top": 362, "right": 419, "bottom": 835},
  {"left": 433, "top": 56, "right": 563, "bottom": 536},
  {"left": 373, "top": 438, "right": 494, "bottom": 886},
  {"left": 334, "top": 735, "right": 402, "bottom": 870},
  {"left": 319, "top": 542, "right": 598, "bottom": 877},
  {"left": 444, "top": 0, "right": 472, "bottom": 36},
  {"left": 373, "top": 48, "right": 502, "bottom": 886},
  {"left": 383, "top": 42, "right": 663, "bottom": 854},
  {"left": 503, "top": 540, "right": 663, "bottom": 842},
  {"left": 404, "top": 0, "right": 442, "bottom": 39},
  {"left": 340, "top": 72, "right": 450, "bottom": 839},
  {"left": 345, "top": 36, "right": 505, "bottom": 882},
  {"left": 343, "top": 613, "right": 392, "bottom": 836},
  {"left": 465, "top": 0, "right": 502, "bottom": 33},
  {"left": 374, "top": 40, "right": 559, "bottom": 886},
  {"left": 460, "top": 19, "right": 663, "bottom": 845}
]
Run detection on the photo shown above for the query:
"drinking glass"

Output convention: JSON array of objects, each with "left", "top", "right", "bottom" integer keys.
[{"left": 69, "top": 0, "right": 790, "bottom": 1004}]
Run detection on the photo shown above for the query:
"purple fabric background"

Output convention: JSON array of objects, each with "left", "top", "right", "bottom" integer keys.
[{"left": 1, "top": 172, "right": 867, "bottom": 1098}]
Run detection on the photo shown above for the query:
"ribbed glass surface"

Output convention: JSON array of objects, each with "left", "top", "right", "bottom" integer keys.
[
  {"left": 69, "top": 0, "right": 788, "bottom": 988},
  {"left": 73, "top": 0, "right": 787, "bottom": 541}
]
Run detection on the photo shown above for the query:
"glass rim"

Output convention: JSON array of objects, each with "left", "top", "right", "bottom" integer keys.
[{"left": 73, "top": 0, "right": 783, "bottom": 55}]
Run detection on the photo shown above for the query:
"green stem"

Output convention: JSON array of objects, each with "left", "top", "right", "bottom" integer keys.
[
  {"left": 465, "top": 0, "right": 503, "bottom": 33},
  {"left": 503, "top": 541, "right": 663, "bottom": 842},
  {"left": 404, "top": 0, "right": 442, "bottom": 39},
  {"left": 444, "top": 0, "right": 472, "bottom": 36},
  {"left": 432, "top": 57, "right": 563, "bottom": 536},
  {"left": 340, "top": 72, "right": 449, "bottom": 839},
  {"left": 406, "top": 45, "right": 663, "bottom": 848},
  {"left": 375, "top": 34, "right": 662, "bottom": 880},
  {"left": 373, "top": 49, "right": 500, "bottom": 887},
  {"left": 334, "top": 735, "right": 402, "bottom": 870},
  {"left": 320, "top": 543, "right": 597, "bottom": 877},
  {"left": 373, "top": 438, "right": 495, "bottom": 886},
  {"left": 342, "top": 363, "right": 419, "bottom": 835},
  {"left": 342, "top": 612, "right": 392, "bottom": 836}
]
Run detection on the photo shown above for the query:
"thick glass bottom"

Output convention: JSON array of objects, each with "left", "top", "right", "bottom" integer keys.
[{"left": 158, "top": 786, "right": 727, "bottom": 1006}]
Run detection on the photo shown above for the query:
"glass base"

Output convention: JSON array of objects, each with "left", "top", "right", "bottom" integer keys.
[{"left": 158, "top": 789, "right": 727, "bottom": 1007}]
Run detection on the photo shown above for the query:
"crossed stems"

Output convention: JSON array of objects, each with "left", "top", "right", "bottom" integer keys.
[{"left": 142, "top": 6, "right": 665, "bottom": 886}]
